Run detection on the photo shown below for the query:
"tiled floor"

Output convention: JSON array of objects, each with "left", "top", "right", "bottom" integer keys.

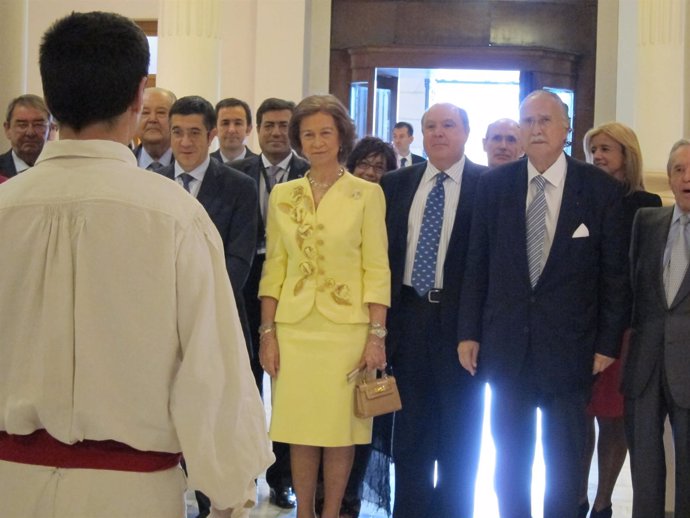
[{"left": 187, "top": 384, "right": 634, "bottom": 518}]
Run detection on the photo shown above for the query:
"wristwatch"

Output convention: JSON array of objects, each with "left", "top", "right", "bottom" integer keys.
[{"left": 368, "top": 322, "right": 387, "bottom": 339}]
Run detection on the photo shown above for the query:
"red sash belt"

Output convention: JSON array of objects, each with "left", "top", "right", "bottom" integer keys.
[{"left": 0, "top": 430, "right": 181, "bottom": 472}]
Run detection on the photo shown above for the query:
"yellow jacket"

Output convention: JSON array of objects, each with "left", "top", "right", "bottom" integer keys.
[{"left": 259, "top": 172, "right": 391, "bottom": 323}]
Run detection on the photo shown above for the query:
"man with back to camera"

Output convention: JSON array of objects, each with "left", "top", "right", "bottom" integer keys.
[
  {"left": 0, "top": 94, "right": 52, "bottom": 177},
  {"left": 211, "top": 98, "right": 257, "bottom": 164},
  {"left": 623, "top": 139, "right": 690, "bottom": 518},
  {"left": 134, "top": 86, "right": 176, "bottom": 171},
  {"left": 0, "top": 12, "right": 272, "bottom": 518},
  {"left": 381, "top": 103, "right": 486, "bottom": 518},
  {"left": 458, "top": 90, "right": 629, "bottom": 518},
  {"left": 230, "top": 97, "right": 309, "bottom": 510},
  {"left": 483, "top": 118, "right": 522, "bottom": 168},
  {"left": 392, "top": 121, "right": 425, "bottom": 168}
]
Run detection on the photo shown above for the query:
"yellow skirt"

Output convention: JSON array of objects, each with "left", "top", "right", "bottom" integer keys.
[{"left": 270, "top": 309, "right": 372, "bottom": 447}]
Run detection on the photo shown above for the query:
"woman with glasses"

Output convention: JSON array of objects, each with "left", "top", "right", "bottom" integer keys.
[{"left": 347, "top": 136, "right": 397, "bottom": 184}]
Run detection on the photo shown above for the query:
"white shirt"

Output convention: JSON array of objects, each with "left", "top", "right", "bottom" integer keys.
[
  {"left": 0, "top": 140, "right": 273, "bottom": 510},
  {"left": 220, "top": 146, "right": 247, "bottom": 163},
  {"left": 137, "top": 146, "right": 173, "bottom": 170},
  {"left": 174, "top": 156, "right": 211, "bottom": 198},
  {"left": 525, "top": 152, "right": 567, "bottom": 271},
  {"left": 259, "top": 153, "right": 292, "bottom": 223},
  {"left": 11, "top": 150, "right": 30, "bottom": 173},
  {"left": 403, "top": 156, "right": 465, "bottom": 289},
  {"left": 397, "top": 153, "right": 413, "bottom": 168}
]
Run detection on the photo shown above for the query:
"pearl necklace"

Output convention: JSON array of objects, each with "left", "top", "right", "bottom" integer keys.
[{"left": 307, "top": 168, "right": 344, "bottom": 190}]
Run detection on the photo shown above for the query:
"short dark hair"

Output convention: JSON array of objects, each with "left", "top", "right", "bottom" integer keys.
[
  {"left": 394, "top": 121, "right": 414, "bottom": 136},
  {"left": 215, "top": 98, "right": 252, "bottom": 127},
  {"left": 39, "top": 11, "right": 149, "bottom": 131},
  {"left": 346, "top": 136, "right": 397, "bottom": 173},
  {"left": 170, "top": 96, "right": 216, "bottom": 132},
  {"left": 5, "top": 95, "right": 51, "bottom": 124},
  {"left": 256, "top": 98, "right": 295, "bottom": 127},
  {"left": 289, "top": 94, "right": 355, "bottom": 163}
]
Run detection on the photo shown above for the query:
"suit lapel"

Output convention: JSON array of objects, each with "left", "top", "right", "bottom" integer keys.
[
  {"left": 666, "top": 210, "right": 690, "bottom": 308},
  {"left": 539, "top": 158, "right": 583, "bottom": 285},
  {"left": 196, "top": 160, "right": 222, "bottom": 215},
  {"left": 444, "top": 160, "right": 477, "bottom": 264},
  {"left": 502, "top": 162, "right": 530, "bottom": 288}
]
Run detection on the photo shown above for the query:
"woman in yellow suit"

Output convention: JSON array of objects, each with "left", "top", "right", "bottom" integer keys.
[{"left": 259, "top": 94, "right": 390, "bottom": 518}]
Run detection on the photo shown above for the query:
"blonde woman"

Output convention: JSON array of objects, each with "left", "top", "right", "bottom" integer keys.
[{"left": 579, "top": 122, "right": 661, "bottom": 518}]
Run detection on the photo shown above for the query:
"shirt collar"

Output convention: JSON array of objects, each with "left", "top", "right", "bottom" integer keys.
[
  {"left": 35, "top": 139, "right": 138, "bottom": 166},
  {"left": 174, "top": 155, "right": 210, "bottom": 182},
  {"left": 261, "top": 152, "right": 292, "bottom": 170},
  {"left": 672, "top": 204, "right": 690, "bottom": 224},
  {"left": 11, "top": 150, "right": 31, "bottom": 173},
  {"left": 423, "top": 155, "right": 466, "bottom": 185},
  {"left": 527, "top": 152, "right": 567, "bottom": 188},
  {"left": 220, "top": 147, "right": 246, "bottom": 163},
  {"left": 139, "top": 146, "right": 172, "bottom": 169}
]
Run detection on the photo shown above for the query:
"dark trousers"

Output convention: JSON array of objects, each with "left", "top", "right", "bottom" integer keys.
[
  {"left": 391, "top": 288, "right": 484, "bottom": 518},
  {"left": 490, "top": 382, "right": 587, "bottom": 518},
  {"left": 625, "top": 362, "right": 690, "bottom": 518}
]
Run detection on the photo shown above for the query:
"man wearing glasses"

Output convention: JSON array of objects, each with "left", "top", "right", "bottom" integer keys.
[{"left": 1, "top": 94, "right": 52, "bottom": 177}]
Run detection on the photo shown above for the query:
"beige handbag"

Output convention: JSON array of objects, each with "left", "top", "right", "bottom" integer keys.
[{"left": 354, "top": 372, "right": 402, "bottom": 418}]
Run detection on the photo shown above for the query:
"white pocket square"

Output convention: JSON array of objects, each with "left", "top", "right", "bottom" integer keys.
[{"left": 572, "top": 223, "right": 589, "bottom": 238}]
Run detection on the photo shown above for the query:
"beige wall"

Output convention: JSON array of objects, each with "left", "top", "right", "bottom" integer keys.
[{"left": 0, "top": 0, "right": 331, "bottom": 152}]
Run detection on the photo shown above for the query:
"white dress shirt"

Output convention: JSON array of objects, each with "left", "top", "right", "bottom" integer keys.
[
  {"left": 525, "top": 152, "right": 567, "bottom": 272},
  {"left": 0, "top": 140, "right": 273, "bottom": 510},
  {"left": 137, "top": 146, "right": 173, "bottom": 170},
  {"left": 11, "top": 150, "right": 30, "bottom": 173},
  {"left": 174, "top": 156, "right": 211, "bottom": 198},
  {"left": 403, "top": 156, "right": 465, "bottom": 289}
]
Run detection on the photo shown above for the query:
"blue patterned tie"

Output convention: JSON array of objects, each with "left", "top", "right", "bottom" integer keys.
[
  {"left": 411, "top": 172, "right": 447, "bottom": 296},
  {"left": 526, "top": 174, "right": 547, "bottom": 288},
  {"left": 179, "top": 173, "right": 194, "bottom": 193}
]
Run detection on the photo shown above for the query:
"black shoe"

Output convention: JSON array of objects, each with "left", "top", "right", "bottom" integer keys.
[
  {"left": 269, "top": 486, "right": 296, "bottom": 509},
  {"left": 590, "top": 505, "right": 612, "bottom": 518},
  {"left": 578, "top": 500, "right": 590, "bottom": 518}
]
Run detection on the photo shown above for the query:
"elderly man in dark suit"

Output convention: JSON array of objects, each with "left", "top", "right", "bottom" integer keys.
[
  {"left": 458, "top": 90, "right": 629, "bottom": 518},
  {"left": 230, "top": 97, "right": 308, "bottom": 510},
  {"left": 157, "top": 95, "right": 258, "bottom": 518},
  {"left": 380, "top": 103, "right": 486, "bottom": 518},
  {"left": 624, "top": 139, "right": 690, "bottom": 518},
  {"left": 1, "top": 94, "right": 52, "bottom": 177},
  {"left": 134, "top": 87, "right": 176, "bottom": 171}
]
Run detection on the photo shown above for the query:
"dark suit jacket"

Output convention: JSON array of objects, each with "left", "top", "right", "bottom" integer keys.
[
  {"left": 411, "top": 153, "right": 425, "bottom": 165},
  {"left": 210, "top": 147, "right": 257, "bottom": 164},
  {"left": 458, "top": 155, "right": 630, "bottom": 393},
  {"left": 158, "top": 157, "right": 258, "bottom": 354},
  {"left": 381, "top": 158, "right": 486, "bottom": 359},
  {"left": 624, "top": 206, "right": 690, "bottom": 408},
  {"left": 0, "top": 150, "right": 18, "bottom": 177},
  {"left": 230, "top": 153, "right": 309, "bottom": 357}
]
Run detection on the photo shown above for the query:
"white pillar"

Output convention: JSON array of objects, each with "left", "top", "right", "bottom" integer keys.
[
  {"left": 157, "top": 0, "right": 221, "bottom": 102},
  {"left": 0, "top": 0, "right": 28, "bottom": 150},
  {"left": 615, "top": 0, "right": 688, "bottom": 202}
]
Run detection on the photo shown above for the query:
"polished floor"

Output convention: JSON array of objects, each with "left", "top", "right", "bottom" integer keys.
[{"left": 186, "top": 384, "right": 634, "bottom": 518}]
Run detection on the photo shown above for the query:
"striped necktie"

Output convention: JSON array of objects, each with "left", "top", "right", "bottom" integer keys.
[{"left": 526, "top": 174, "right": 547, "bottom": 288}]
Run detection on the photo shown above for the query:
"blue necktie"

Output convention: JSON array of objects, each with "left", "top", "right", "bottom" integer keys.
[
  {"left": 411, "top": 172, "right": 447, "bottom": 296},
  {"left": 179, "top": 173, "right": 194, "bottom": 193},
  {"left": 526, "top": 174, "right": 547, "bottom": 288}
]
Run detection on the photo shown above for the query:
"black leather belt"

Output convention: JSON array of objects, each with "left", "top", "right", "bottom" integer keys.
[{"left": 402, "top": 285, "right": 443, "bottom": 304}]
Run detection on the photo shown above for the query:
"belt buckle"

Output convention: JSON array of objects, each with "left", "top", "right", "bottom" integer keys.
[{"left": 427, "top": 289, "right": 441, "bottom": 304}]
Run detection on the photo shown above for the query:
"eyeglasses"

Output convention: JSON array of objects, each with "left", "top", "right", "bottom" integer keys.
[
  {"left": 355, "top": 160, "right": 386, "bottom": 175},
  {"left": 12, "top": 121, "right": 49, "bottom": 133}
]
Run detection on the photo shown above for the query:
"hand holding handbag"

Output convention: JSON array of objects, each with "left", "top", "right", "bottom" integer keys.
[{"left": 353, "top": 370, "right": 402, "bottom": 418}]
